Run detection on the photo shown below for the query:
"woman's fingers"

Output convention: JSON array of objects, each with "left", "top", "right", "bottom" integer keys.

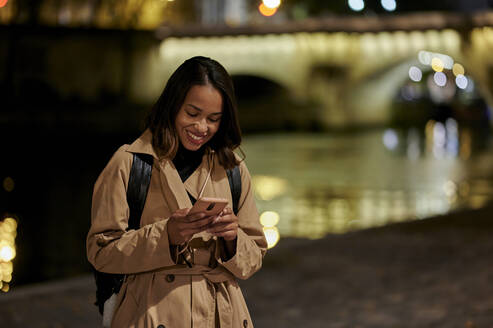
[
  {"left": 169, "top": 209, "right": 217, "bottom": 244},
  {"left": 214, "top": 213, "right": 237, "bottom": 224},
  {"left": 169, "top": 208, "right": 238, "bottom": 244},
  {"left": 207, "top": 221, "right": 238, "bottom": 233},
  {"left": 207, "top": 211, "right": 238, "bottom": 241},
  {"left": 179, "top": 215, "right": 216, "bottom": 229},
  {"left": 170, "top": 208, "right": 190, "bottom": 220},
  {"left": 220, "top": 207, "right": 233, "bottom": 216},
  {"left": 173, "top": 221, "right": 214, "bottom": 242},
  {"left": 185, "top": 212, "right": 208, "bottom": 222}
]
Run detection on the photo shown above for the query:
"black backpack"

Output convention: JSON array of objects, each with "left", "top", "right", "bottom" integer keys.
[{"left": 93, "top": 153, "right": 241, "bottom": 314}]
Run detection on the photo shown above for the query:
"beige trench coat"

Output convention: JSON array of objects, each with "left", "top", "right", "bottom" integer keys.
[{"left": 87, "top": 130, "right": 267, "bottom": 328}]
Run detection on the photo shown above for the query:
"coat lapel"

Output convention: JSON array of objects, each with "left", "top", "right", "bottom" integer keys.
[
  {"left": 158, "top": 159, "right": 193, "bottom": 212},
  {"left": 184, "top": 155, "right": 233, "bottom": 207}
]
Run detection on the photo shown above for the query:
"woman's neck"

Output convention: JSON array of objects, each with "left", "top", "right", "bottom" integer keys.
[{"left": 172, "top": 145, "right": 206, "bottom": 182}]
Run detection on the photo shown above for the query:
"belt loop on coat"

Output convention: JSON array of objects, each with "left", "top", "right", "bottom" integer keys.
[{"left": 177, "top": 243, "right": 194, "bottom": 268}]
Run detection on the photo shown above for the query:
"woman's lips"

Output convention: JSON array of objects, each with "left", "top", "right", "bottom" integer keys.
[{"left": 186, "top": 130, "right": 207, "bottom": 145}]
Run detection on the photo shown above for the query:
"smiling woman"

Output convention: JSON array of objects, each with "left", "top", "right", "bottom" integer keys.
[
  {"left": 145, "top": 56, "right": 242, "bottom": 170},
  {"left": 86, "top": 56, "right": 267, "bottom": 328}
]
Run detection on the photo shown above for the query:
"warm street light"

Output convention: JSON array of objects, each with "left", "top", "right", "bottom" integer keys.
[{"left": 259, "top": 3, "right": 278, "bottom": 16}]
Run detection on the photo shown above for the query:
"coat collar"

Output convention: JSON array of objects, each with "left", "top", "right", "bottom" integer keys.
[
  {"left": 126, "top": 129, "right": 232, "bottom": 222},
  {"left": 126, "top": 129, "right": 159, "bottom": 160}
]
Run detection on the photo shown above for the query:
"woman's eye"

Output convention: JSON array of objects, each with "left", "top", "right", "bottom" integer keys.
[
  {"left": 186, "top": 111, "right": 198, "bottom": 117},
  {"left": 208, "top": 117, "right": 220, "bottom": 123}
]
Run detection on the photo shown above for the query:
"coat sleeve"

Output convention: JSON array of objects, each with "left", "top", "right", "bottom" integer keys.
[
  {"left": 216, "top": 160, "right": 268, "bottom": 280},
  {"left": 86, "top": 145, "right": 176, "bottom": 274}
]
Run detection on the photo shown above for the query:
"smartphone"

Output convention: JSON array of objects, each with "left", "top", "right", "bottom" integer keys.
[{"left": 189, "top": 197, "right": 228, "bottom": 216}]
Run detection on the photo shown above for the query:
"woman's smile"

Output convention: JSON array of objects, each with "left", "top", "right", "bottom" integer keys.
[{"left": 186, "top": 129, "right": 207, "bottom": 144}]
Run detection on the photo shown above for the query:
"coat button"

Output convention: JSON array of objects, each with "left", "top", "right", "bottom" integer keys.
[
  {"left": 157, "top": 325, "right": 165, "bottom": 328},
  {"left": 243, "top": 319, "right": 248, "bottom": 327},
  {"left": 165, "top": 274, "right": 175, "bottom": 283}
]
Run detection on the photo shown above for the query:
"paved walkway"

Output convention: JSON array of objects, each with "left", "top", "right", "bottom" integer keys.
[{"left": 1, "top": 205, "right": 493, "bottom": 327}]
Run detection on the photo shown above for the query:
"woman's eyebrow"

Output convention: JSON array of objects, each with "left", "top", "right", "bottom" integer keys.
[
  {"left": 186, "top": 104, "right": 203, "bottom": 111},
  {"left": 187, "top": 104, "right": 222, "bottom": 115}
]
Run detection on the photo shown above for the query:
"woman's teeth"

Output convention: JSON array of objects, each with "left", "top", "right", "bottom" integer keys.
[{"left": 187, "top": 131, "right": 205, "bottom": 141}]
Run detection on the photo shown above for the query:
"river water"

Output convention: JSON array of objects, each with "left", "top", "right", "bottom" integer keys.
[
  {"left": 2, "top": 124, "right": 493, "bottom": 286},
  {"left": 242, "top": 126, "right": 493, "bottom": 245}
]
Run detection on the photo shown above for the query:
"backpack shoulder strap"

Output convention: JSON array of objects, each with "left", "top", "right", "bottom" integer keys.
[
  {"left": 93, "top": 152, "right": 153, "bottom": 315},
  {"left": 227, "top": 165, "right": 241, "bottom": 215},
  {"left": 126, "top": 153, "right": 153, "bottom": 230}
]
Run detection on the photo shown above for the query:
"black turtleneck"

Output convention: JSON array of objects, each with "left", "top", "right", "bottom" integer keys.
[{"left": 172, "top": 145, "right": 205, "bottom": 183}]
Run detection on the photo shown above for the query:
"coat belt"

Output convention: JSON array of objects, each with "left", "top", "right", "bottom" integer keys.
[{"left": 154, "top": 265, "right": 235, "bottom": 328}]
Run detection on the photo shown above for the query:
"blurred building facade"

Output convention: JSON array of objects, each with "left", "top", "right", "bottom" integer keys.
[{"left": 2, "top": 1, "right": 493, "bottom": 29}]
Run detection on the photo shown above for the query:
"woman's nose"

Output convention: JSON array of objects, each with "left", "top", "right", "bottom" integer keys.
[{"left": 195, "top": 119, "right": 208, "bottom": 133}]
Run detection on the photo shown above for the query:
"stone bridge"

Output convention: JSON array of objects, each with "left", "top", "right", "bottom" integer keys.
[{"left": 137, "top": 12, "right": 493, "bottom": 128}]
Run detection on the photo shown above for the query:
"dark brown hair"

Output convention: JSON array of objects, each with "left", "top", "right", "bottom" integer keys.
[{"left": 145, "top": 56, "right": 242, "bottom": 169}]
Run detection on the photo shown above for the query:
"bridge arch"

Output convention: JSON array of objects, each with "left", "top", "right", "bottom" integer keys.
[{"left": 232, "top": 74, "right": 320, "bottom": 132}]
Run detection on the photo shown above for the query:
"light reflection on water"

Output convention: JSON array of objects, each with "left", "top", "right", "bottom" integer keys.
[
  {"left": 244, "top": 129, "right": 493, "bottom": 242},
  {"left": 0, "top": 216, "right": 17, "bottom": 292}
]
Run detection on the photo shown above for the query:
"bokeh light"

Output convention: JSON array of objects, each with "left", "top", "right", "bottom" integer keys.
[
  {"left": 452, "top": 63, "right": 465, "bottom": 76},
  {"left": 383, "top": 129, "right": 399, "bottom": 150},
  {"left": 433, "top": 71, "right": 447, "bottom": 87},
  {"left": 263, "top": 0, "right": 281, "bottom": 9},
  {"left": 381, "top": 0, "right": 396, "bottom": 11},
  {"left": 0, "top": 0, "right": 8, "bottom": 9},
  {"left": 258, "top": 3, "right": 277, "bottom": 16},
  {"left": 260, "top": 210, "right": 280, "bottom": 248},
  {"left": 263, "top": 227, "right": 280, "bottom": 249},
  {"left": 418, "top": 51, "right": 453, "bottom": 69},
  {"left": 433, "top": 122, "right": 446, "bottom": 147},
  {"left": 455, "top": 74, "right": 468, "bottom": 89},
  {"left": 0, "top": 217, "right": 17, "bottom": 292},
  {"left": 431, "top": 57, "right": 444, "bottom": 72},
  {"left": 445, "top": 118, "right": 459, "bottom": 158},
  {"left": 408, "top": 66, "right": 422, "bottom": 82},
  {"left": 418, "top": 50, "right": 432, "bottom": 65},
  {"left": 3, "top": 177, "right": 14, "bottom": 192},
  {"left": 348, "top": 0, "right": 365, "bottom": 11},
  {"left": 0, "top": 244, "right": 15, "bottom": 262},
  {"left": 253, "top": 175, "right": 287, "bottom": 201},
  {"left": 260, "top": 211, "right": 280, "bottom": 227}
]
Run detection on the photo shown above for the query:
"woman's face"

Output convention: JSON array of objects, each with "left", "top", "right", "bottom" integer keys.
[{"left": 174, "top": 84, "right": 223, "bottom": 151}]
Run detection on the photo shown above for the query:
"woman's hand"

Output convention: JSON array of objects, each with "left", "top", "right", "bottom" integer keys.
[
  {"left": 207, "top": 207, "right": 239, "bottom": 241},
  {"left": 167, "top": 208, "right": 216, "bottom": 245}
]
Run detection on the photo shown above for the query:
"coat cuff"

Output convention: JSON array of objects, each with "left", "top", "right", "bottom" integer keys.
[{"left": 216, "top": 228, "right": 263, "bottom": 280}]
